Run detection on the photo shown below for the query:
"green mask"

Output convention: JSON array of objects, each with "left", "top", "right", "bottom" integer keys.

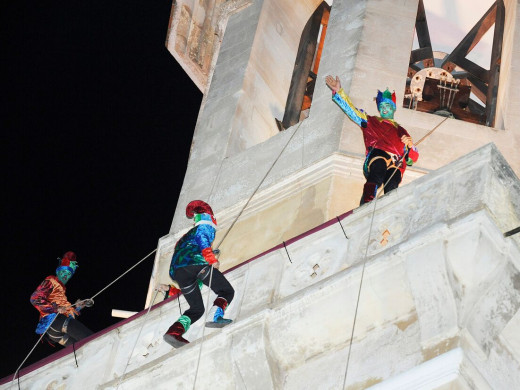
[{"left": 378, "top": 102, "right": 395, "bottom": 119}]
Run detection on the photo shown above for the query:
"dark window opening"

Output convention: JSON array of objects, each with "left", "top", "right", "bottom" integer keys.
[
  {"left": 404, "top": 0, "right": 505, "bottom": 127},
  {"left": 278, "top": 2, "right": 330, "bottom": 131}
]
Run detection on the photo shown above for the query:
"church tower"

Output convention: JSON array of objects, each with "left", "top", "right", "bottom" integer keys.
[
  {"left": 3, "top": 1, "right": 519, "bottom": 389},
  {"left": 148, "top": 0, "right": 520, "bottom": 291}
]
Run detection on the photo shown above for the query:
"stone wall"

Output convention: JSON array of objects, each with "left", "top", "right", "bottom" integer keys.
[{"left": 4, "top": 144, "right": 519, "bottom": 390}]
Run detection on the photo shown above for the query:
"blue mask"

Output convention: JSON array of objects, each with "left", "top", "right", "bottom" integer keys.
[{"left": 56, "top": 267, "right": 73, "bottom": 284}]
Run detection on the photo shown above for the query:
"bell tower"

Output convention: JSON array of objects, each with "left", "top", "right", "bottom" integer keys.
[
  {"left": 4, "top": 1, "right": 519, "bottom": 388},
  {"left": 149, "top": 0, "right": 520, "bottom": 290}
]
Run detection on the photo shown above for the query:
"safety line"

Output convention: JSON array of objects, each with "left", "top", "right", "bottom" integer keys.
[
  {"left": 89, "top": 249, "right": 157, "bottom": 301},
  {"left": 11, "top": 313, "right": 60, "bottom": 390},
  {"left": 283, "top": 241, "right": 293, "bottom": 263},
  {"left": 72, "top": 343, "right": 78, "bottom": 367},
  {"left": 336, "top": 216, "right": 349, "bottom": 240},
  {"left": 214, "top": 120, "right": 304, "bottom": 250},
  {"left": 504, "top": 226, "right": 520, "bottom": 237},
  {"left": 192, "top": 265, "right": 215, "bottom": 390},
  {"left": 341, "top": 115, "right": 448, "bottom": 388},
  {"left": 116, "top": 287, "right": 161, "bottom": 390},
  {"left": 341, "top": 189, "right": 379, "bottom": 389}
]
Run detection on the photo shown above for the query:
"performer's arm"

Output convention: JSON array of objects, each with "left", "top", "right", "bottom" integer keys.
[
  {"left": 326, "top": 75, "right": 367, "bottom": 127},
  {"left": 332, "top": 89, "right": 368, "bottom": 127},
  {"left": 30, "top": 279, "right": 58, "bottom": 314},
  {"left": 195, "top": 225, "right": 218, "bottom": 265},
  {"left": 401, "top": 134, "right": 419, "bottom": 164}
]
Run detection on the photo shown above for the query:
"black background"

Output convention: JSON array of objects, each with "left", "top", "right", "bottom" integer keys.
[{"left": 2, "top": 0, "right": 201, "bottom": 379}]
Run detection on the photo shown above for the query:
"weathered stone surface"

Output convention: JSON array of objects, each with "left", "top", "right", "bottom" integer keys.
[{"left": 4, "top": 144, "right": 519, "bottom": 390}]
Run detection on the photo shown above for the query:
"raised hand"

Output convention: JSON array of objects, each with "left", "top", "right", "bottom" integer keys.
[{"left": 325, "top": 75, "right": 341, "bottom": 91}]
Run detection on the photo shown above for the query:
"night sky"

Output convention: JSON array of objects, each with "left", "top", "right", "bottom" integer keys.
[{"left": 2, "top": 1, "right": 201, "bottom": 379}]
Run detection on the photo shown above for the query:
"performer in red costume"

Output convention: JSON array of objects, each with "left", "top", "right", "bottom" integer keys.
[{"left": 326, "top": 75, "right": 419, "bottom": 204}]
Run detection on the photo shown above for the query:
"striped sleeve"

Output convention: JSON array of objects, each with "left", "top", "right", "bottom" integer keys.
[{"left": 332, "top": 88, "right": 368, "bottom": 127}]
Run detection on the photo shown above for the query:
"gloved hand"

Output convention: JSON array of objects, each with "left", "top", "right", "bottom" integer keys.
[{"left": 401, "top": 135, "right": 414, "bottom": 148}]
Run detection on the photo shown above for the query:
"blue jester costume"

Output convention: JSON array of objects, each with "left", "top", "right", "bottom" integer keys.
[{"left": 163, "top": 200, "right": 235, "bottom": 348}]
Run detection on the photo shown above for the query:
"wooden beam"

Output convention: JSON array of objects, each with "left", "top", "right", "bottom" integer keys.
[
  {"left": 467, "top": 99, "right": 486, "bottom": 115},
  {"left": 414, "top": 0, "right": 434, "bottom": 67},
  {"left": 485, "top": 0, "right": 504, "bottom": 127},
  {"left": 449, "top": 56, "right": 489, "bottom": 83},
  {"left": 468, "top": 74, "right": 488, "bottom": 104},
  {"left": 282, "top": 4, "right": 325, "bottom": 128},
  {"left": 410, "top": 47, "right": 434, "bottom": 65},
  {"left": 441, "top": 1, "right": 497, "bottom": 70}
]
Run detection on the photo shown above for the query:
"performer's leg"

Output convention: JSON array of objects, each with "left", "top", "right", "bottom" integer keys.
[
  {"left": 47, "top": 314, "right": 70, "bottom": 346},
  {"left": 164, "top": 266, "right": 205, "bottom": 346},
  {"left": 197, "top": 267, "right": 235, "bottom": 326},
  {"left": 62, "top": 317, "right": 94, "bottom": 345},
  {"left": 382, "top": 168, "right": 402, "bottom": 193},
  {"left": 176, "top": 266, "right": 206, "bottom": 325},
  {"left": 197, "top": 266, "right": 234, "bottom": 304},
  {"left": 361, "top": 157, "right": 387, "bottom": 205}
]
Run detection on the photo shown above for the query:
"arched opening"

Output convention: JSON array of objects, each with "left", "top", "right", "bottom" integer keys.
[{"left": 279, "top": 2, "right": 330, "bottom": 130}]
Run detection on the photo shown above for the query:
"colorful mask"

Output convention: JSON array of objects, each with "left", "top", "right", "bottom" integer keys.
[
  {"left": 194, "top": 212, "right": 217, "bottom": 226},
  {"left": 56, "top": 268, "right": 73, "bottom": 284},
  {"left": 376, "top": 88, "right": 397, "bottom": 111},
  {"left": 55, "top": 251, "right": 78, "bottom": 283}
]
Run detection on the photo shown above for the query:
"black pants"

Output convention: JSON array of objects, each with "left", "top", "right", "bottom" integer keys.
[
  {"left": 365, "top": 148, "right": 402, "bottom": 192},
  {"left": 47, "top": 314, "right": 93, "bottom": 346},
  {"left": 175, "top": 265, "right": 234, "bottom": 325}
]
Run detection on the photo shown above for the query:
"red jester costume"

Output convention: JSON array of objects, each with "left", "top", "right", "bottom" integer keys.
[{"left": 326, "top": 75, "right": 419, "bottom": 204}]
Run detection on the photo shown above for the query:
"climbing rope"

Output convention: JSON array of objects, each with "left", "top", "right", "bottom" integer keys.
[
  {"left": 11, "top": 315, "right": 58, "bottom": 390},
  {"left": 214, "top": 120, "right": 304, "bottom": 250},
  {"left": 192, "top": 265, "right": 215, "bottom": 390},
  {"left": 88, "top": 249, "right": 157, "bottom": 301},
  {"left": 11, "top": 248, "right": 158, "bottom": 388},
  {"left": 341, "top": 115, "right": 449, "bottom": 388},
  {"left": 191, "top": 121, "right": 305, "bottom": 388},
  {"left": 116, "top": 287, "right": 161, "bottom": 389}
]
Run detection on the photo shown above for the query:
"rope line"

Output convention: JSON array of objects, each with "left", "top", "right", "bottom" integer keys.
[
  {"left": 341, "top": 115, "right": 448, "bottom": 388},
  {"left": 12, "top": 249, "right": 158, "bottom": 387},
  {"left": 72, "top": 343, "right": 78, "bottom": 367},
  {"left": 192, "top": 266, "right": 215, "bottom": 390},
  {"left": 283, "top": 241, "right": 293, "bottom": 263},
  {"left": 336, "top": 216, "right": 349, "bottom": 240},
  {"left": 89, "top": 249, "right": 157, "bottom": 301},
  {"left": 214, "top": 121, "right": 304, "bottom": 250},
  {"left": 11, "top": 313, "right": 60, "bottom": 390},
  {"left": 341, "top": 191, "right": 379, "bottom": 389},
  {"left": 116, "top": 287, "right": 161, "bottom": 389}
]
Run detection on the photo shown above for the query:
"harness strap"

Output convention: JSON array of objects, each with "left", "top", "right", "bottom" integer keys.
[{"left": 366, "top": 153, "right": 399, "bottom": 173}]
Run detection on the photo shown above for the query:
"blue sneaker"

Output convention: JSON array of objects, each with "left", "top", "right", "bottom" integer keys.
[{"left": 206, "top": 307, "right": 233, "bottom": 328}]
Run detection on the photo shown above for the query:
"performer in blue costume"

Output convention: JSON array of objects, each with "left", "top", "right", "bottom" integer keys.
[{"left": 163, "top": 200, "right": 234, "bottom": 348}]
